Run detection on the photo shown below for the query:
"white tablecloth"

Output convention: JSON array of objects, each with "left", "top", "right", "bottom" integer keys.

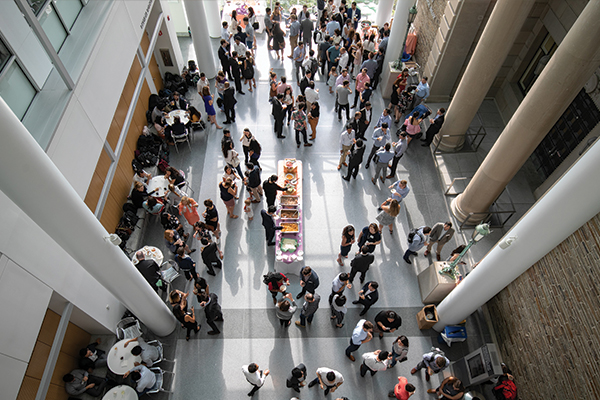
[
  {"left": 107, "top": 339, "right": 143, "bottom": 375},
  {"left": 166, "top": 109, "right": 189, "bottom": 126},
  {"left": 147, "top": 176, "right": 170, "bottom": 198},
  {"left": 131, "top": 246, "right": 164, "bottom": 267},
  {"left": 102, "top": 385, "right": 138, "bottom": 400}
]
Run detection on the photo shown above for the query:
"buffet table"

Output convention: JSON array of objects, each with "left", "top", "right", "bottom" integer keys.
[{"left": 274, "top": 159, "right": 303, "bottom": 276}]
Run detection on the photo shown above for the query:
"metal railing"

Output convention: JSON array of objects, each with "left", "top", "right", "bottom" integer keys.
[
  {"left": 457, "top": 188, "right": 517, "bottom": 230},
  {"left": 444, "top": 177, "right": 468, "bottom": 195},
  {"left": 433, "top": 125, "right": 487, "bottom": 154}
]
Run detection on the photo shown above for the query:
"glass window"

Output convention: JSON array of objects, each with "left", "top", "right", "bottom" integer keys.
[
  {"left": 0, "top": 40, "right": 11, "bottom": 72},
  {"left": 27, "top": 0, "right": 48, "bottom": 15},
  {"left": 0, "top": 62, "right": 37, "bottom": 120},
  {"left": 54, "top": 0, "right": 83, "bottom": 30},
  {"left": 39, "top": 3, "right": 68, "bottom": 52}
]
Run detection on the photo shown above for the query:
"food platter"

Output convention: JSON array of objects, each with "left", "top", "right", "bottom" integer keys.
[
  {"left": 280, "top": 209, "right": 299, "bottom": 220},
  {"left": 281, "top": 195, "right": 298, "bottom": 206},
  {"left": 280, "top": 238, "right": 298, "bottom": 252},
  {"left": 281, "top": 222, "right": 299, "bottom": 233}
]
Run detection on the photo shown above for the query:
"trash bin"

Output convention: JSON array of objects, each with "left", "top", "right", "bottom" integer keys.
[
  {"left": 438, "top": 325, "right": 467, "bottom": 346},
  {"left": 416, "top": 305, "right": 438, "bottom": 329}
]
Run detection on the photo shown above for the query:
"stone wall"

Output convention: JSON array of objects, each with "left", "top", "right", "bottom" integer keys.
[
  {"left": 413, "top": 0, "right": 447, "bottom": 76},
  {"left": 487, "top": 212, "right": 600, "bottom": 400}
]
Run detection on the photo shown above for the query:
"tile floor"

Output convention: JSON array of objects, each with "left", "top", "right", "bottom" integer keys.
[{"left": 135, "top": 32, "right": 539, "bottom": 400}]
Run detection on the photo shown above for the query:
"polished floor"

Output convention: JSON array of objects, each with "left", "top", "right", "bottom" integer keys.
[{"left": 135, "top": 32, "right": 538, "bottom": 400}]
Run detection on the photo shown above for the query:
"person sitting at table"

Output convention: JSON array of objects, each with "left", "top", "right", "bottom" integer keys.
[
  {"left": 78, "top": 338, "right": 107, "bottom": 372},
  {"left": 154, "top": 116, "right": 168, "bottom": 142},
  {"left": 164, "top": 166, "right": 185, "bottom": 188},
  {"left": 63, "top": 369, "right": 107, "bottom": 397},
  {"left": 164, "top": 229, "right": 195, "bottom": 255},
  {"left": 130, "top": 182, "right": 148, "bottom": 209},
  {"left": 123, "top": 364, "right": 156, "bottom": 396},
  {"left": 165, "top": 116, "right": 187, "bottom": 146},
  {"left": 135, "top": 251, "right": 162, "bottom": 291},
  {"left": 175, "top": 247, "right": 199, "bottom": 281},
  {"left": 160, "top": 211, "right": 187, "bottom": 239},
  {"left": 143, "top": 196, "right": 164, "bottom": 215},
  {"left": 133, "top": 168, "right": 152, "bottom": 188},
  {"left": 123, "top": 337, "right": 160, "bottom": 368},
  {"left": 170, "top": 91, "right": 188, "bottom": 111}
]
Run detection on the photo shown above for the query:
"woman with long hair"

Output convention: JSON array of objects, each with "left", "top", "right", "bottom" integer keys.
[
  {"left": 202, "top": 86, "right": 222, "bottom": 130},
  {"left": 403, "top": 112, "right": 424, "bottom": 144},
  {"left": 376, "top": 199, "right": 401, "bottom": 234},
  {"left": 243, "top": 50, "right": 256, "bottom": 92},
  {"left": 283, "top": 86, "right": 294, "bottom": 126},
  {"left": 178, "top": 195, "right": 200, "bottom": 226},
  {"left": 336, "top": 225, "right": 356, "bottom": 266},
  {"left": 222, "top": 140, "right": 243, "bottom": 177},
  {"left": 219, "top": 177, "right": 238, "bottom": 219}
]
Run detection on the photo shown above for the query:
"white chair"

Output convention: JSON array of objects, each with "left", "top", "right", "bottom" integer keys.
[
  {"left": 177, "top": 169, "right": 195, "bottom": 197},
  {"left": 148, "top": 367, "right": 173, "bottom": 394},
  {"left": 116, "top": 317, "right": 142, "bottom": 340},
  {"left": 171, "top": 127, "right": 191, "bottom": 153},
  {"left": 147, "top": 340, "right": 173, "bottom": 364},
  {"left": 160, "top": 260, "right": 180, "bottom": 294}
]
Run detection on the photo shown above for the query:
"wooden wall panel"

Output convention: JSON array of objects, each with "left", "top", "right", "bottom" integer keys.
[
  {"left": 149, "top": 54, "right": 163, "bottom": 91},
  {"left": 122, "top": 74, "right": 137, "bottom": 106},
  {"left": 113, "top": 95, "right": 130, "bottom": 131},
  {"left": 17, "top": 376, "right": 39, "bottom": 400},
  {"left": 38, "top": 310, "right": 60, "bottom": 346},
  {"left": 106, "top": 117, "right": 122, "bottom": 151},
  {"left": 84, "top": 172, "right": 104, "bottom": 212},
  {"left": 140, "top": 32, "right": 150, "bottom": 57},
  {"left": 26, "top": 342, "right": 51, "bottom": 379},
  {"left": 140, "top": 81, "right": 152, "bottom": 110},
  {"left": 99, "top": 193, "right": 123, "bottom": 231},
  {"left": 130, "top": 56, "right": 142, "bottom": 82}
]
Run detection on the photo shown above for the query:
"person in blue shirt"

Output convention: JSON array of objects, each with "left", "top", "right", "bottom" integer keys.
[
  {"left": 366, "top": 122, "right": 391, "bottom": 168},
  {"left": 403, "top": 226, "right": 431, "bottom": 264},
  {"left": 415, "top": 77, "right": 430, "bottom": 106},
  {"left": 372, "top": 142, "right": 395, "bottom": 184},
  {"left": 327, "top": 43, "right": 341, "bottom": 74},
  {"left": 389, "top": 179, "right": 411, "bottom": 203}
]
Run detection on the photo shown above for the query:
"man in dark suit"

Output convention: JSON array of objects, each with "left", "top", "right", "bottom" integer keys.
[
  {"left": 218, "top": 39, "right": 232, "bottom": 80},
  {"left": 349, "top": 110, "right": 362, "bottom": 137},
  {"left": 358, "top": 102, "right": 373, "bottom": 140},
  {"left": 200, "top": 237, "right": 222, "bottom": 276},
  {"left": 79, "top": 339, "right": 107, "bottom": 371},
  {"left": 349, "top": 245, "right": 375, "bottom": 284},
  {"left": 198, "top": 292, "right": 224, "bottom": 335},
  {"left": 222, "top": 82, "right": 237, "bottom": 124},
  {"left": 272, "top": 93, "right": 286, "bottom": 138},
  {"left": 263, "top": 174, "right": 286, "bottom": 207},
  {"left": 422, "top": 108, "right": 446, "bottom": 146},
  {"left": 134, "top": 251, "right": 161, "bottom": 291},
  {"left": 229, "top": 51, "right": 245, "bottom": 94},
  {"left": 301, "top": 11, "right": 314, "bottom": 49},
  {"left": 261, "top": 205, "right": 283, "bottom": 246},
  {"left": 286, "top": 363, "right": 307, "bottom": 393},
  {"left": 343, "top": 139, "right": 366, "bottom": 181},
  {"left": 352, "top": 281, "right": 379, "bottom": 316},
  {"left": 296, "top": 266, "right": 320, "bottom": 299},
  {"left": 299, "top": 70, "right": 312, "bottom": 95}
]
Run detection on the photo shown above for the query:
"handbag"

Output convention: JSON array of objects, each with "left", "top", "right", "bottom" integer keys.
[{"left": 252, "top": 22, "right": 259, "bottom": 30}]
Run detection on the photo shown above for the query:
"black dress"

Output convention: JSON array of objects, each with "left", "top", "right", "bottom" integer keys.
[{"left": 243, "top": 58, "right": 254, "bottom": 79}]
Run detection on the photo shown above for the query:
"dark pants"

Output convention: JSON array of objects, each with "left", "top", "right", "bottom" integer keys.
[
  {"left": 233, "top": 74, "right": 243, "bottom": 92},
  {"left": 295, "top": 61, "right": 303, "bottom": 82},
  {"left": 349, "top": 266, "right": 368, "bottom": 284},
  {"left": 345, "top": 162, "right": 361, "bottom": 179},
  {"left": 353, "top": 90, "right": 361, "bottom": 108},
  {"left": 224, "top": 105, "right": 235, "bottom": 123},
  {"left": 299, "top": 312, "right": 315, "bottom": 325},
  {"left": 243, "top": 145, "right": 250, "bottom": 163},
  {"left": 424, "top": 127, "right": 438, "bottom": 145},
  {"left": 354, "top": 297, "right": 373, "bottom": 315},
  {"left": 84, "top": 375, "right": 108, "bottom": 397},
  {"left": 221, "top": 63, "right": 232, "bottom": 80},
  {"left": 248, "top": 383, "right": 261, "bottom": 396},
  {"left": 360, "top": 362, "right": 378, "bottom": 376},
  {"left": 388, "top": 154, "right": 403, "bottom": 177},
  {"left": 265, "top": 227, "right": 276, "bottom": 244},
  {"left": 338, "top": 103, "right": 350, "bottom": 121},
  {"left": 345, "top": 337, "right": 361, "bottom": 357},
  {"left": 403, "top": 249, "right": 417, "bottom": 261},
  {"left": 279, "top": 317, "right": 292, "bottom": 327},
  {"left": 366, "top": 144, "right": 382, "bottom": 166},
  {"left": 296, "top": 128, "right": 308, "bottom": 145},
  {"left": 250, "top": 153, "right": 261, "bottom": 168},
  {"left": 275, "top": 117, "right": 284, "bottom": 137},
  {"left": 309, "top": 377, "right": 335, "bottom": 395},
  {"left": 206, "top": 311, "right": 223, "bottom": 333},
  {"left": 267, "top": 32, "right": 273, "bottom": 48}
]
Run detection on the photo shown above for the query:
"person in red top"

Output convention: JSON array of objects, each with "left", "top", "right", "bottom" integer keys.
[{"left": 388, "top": 376, "right": 415, "bottom": 399}]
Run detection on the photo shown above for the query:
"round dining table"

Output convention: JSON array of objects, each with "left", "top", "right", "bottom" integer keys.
[
  {"left": 131, "top": 246, "right": 164, "bottom": 267},
  {"left": 107, "top": 339, "right": 143, "bottom": 375},
  {"left": 147, "top": 175, "right": 170, "bottom": 198},
  {"left": 165, "top": 109, "right": 189, "bottom": 126},
  {"left": 102, "top": 384, "right": 138, "bottom": 400}
]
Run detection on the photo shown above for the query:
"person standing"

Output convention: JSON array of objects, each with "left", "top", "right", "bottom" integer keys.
[
  {"left": 374, "top": 310, "right": 402, "bottom": 339},
  {"left": 403, "top": 226, "right": 431, "bottom": 264},
  {"left": 345, "top": 319, "right": 374, "bottom": 361},
  {"left": 358, "top": 102, "right": 373, "bottom": 140},
  {"left": 272, "top": 93, "right": 286, "bottom": 138},
  {"left": 352, "top": 67, "right": 370, "bottom": 108},
  {"left": 292, "top": 102, "right": 312, "bottom": 148},
  {"left": 428, "top": 376, "right": 465, "bottom": 399},
  {"left": 336, "top": 80, "right": 352, "bottom": 121},
  {"left": 336, "top": 224, "right": 356, "bottom": 266},
  {"left": 264, "top": 7, "right": 274, "bottom": 50},
  {"left": 414, "top": 77, "right": 430, "bottom": 106},
  {"left": 222, "top": 82, "right": 237, "bottom": 124},
  {"left": 307, "top": 368, "right": 344, "bottom": 395},
  {"left": 376, "top": 198, "right": 401, "bottom": 234},
  {"left": 218, "top": 39, "right": 232, "bottom": 80},
  {"left": 197, "top": 291, "right": 224, "bottom": 335},
  {"left": 388, "top": 376, "right": 416, "bottom": 399},
  {"left": 360, "top": 350, "right": 391, "bottom": 377},
  {"left": 200, "top": 236, "right": 222, "bottom": 276},
  {"left": 288, "top": 14, "right": 301, "bottom": 59},
  {"left": 244, "top": 162, "right": 263, "bottom": 203},
  {"left": 286, "top": 363, "right": 307, "bottom": 393},
  {"left": 243, "top": 363, "right": 270, "bottom": 397},
  {"left": 410, "top": 349, "right": 450, "bottom": 382},
  {"left": 261, "top": 205, "right": 282, "bottom": 246},
  {"left": 387, "top": 133, "right": 408, "bottom": 179},
  {"left": 425, "top": 222, "right": 455, "bottom": 261},
  {"left": 329, "top": 272, "right": 352, "bottom": 308},
  {"left": 229, "top": 51, "right": 245, "bottom": 94},
  {"left": 352, "top": 281, "right": 379, "bottom": 316},
  {"left": 389, "top": 335, "right": 410, "bottom": 367},
  {"left": 347, "top": 1, "right": 361, "bottom": 29},
  {"left": 365, "top": 122, "right": 391, "bottom": 168},
  {"left": 276, "top": 292, "right": 297, "bottom": 327},
  {"left": 296, "top": 292, "right": 321, "bottom": 327},
  {"left": 356, "top": 223, "right": 382, "bottom": 254},
  {"left": 390, "top": 179, "right": 410, "bottom": 203},
  {"left": 293, "top": 42, "right": 306, "bottom": 83},
  {"left": 248, "top": 132, "right": 262, "bottom": 168},
  {"left": 421, "top": 107, "right": 445, "bottom": 146},
  {"left": 330, "top": 293, "right": 347, "bottom": 328},
  {"left": 343, "top": 139, "right": 365, "bottom": 181},
  {"left": 301, "top": 10, "right": 314, "bottom": 49},
  {"left": 263, "top": 175, "right": 286, "bottom": 208},
  {"left": 308, "top": 100, "right": 320, "bottom": 140},
  {"left": 372, "top": 142, "right": 395, "bottom": 184},
  {"left": 296, "top": 266, "right": 320, "bottom": 299},
  {"left": 338, "top": 123, "right": 355, "bottom": 170},
  {"left": 349, "top": 245, "right": 375, "bottom": 284}
]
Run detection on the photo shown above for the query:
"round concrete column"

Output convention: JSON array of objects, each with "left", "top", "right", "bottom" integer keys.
[
  {"left": 435, "top": 137, "right": 600, "bottom": 330},
  {"left": 203, "top": 0, "right": 222, "bottom": 38},
  {"left": 0, "top": 99, "right": 176, "bottom": 336},
  {"left": 379, "top": 0, "right": 412, "bottom": 95},
  {"left": 451, "top": 0, "right": 600, "bottom": 224},
  {"left": 374, "top": 0, "right": 394, "bottom": 28},
  {"left": 434, "top": 0, "right": 536, "bottom": 152},
  {"left": 184, "top": 0, "right": 217, "bottom": 79}
]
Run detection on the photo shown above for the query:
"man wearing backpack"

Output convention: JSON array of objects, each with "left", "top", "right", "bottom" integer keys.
[
  {"left": 411, "top": 349, "right": 450, "bottom": 382},
  {"left": 403, "top": 226, "right": 431, "bottom": 264}
]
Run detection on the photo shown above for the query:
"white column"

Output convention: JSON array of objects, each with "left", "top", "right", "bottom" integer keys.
[
  {"left": 374, "top": 0, "right": 394, "bottom": 27},
  {"left": 379, "top": 0, "right": 412, "bottom": 95},
  {"left": 203, "top": 0, "right": 222, "bottom": 38},
  {"left": 184, "top": 0, "right": 217, "bottom": 79},
  {"left": 0, "top": 99, "right": 176, "bottom": 337},
  {"left": 433, "top": 138, "right": 600, "bottom": 331}
]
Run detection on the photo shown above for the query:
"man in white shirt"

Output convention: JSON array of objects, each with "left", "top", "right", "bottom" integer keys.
[
  {"left": 361, "top": 350, "right": 392, "bottom": 376},
  {"left": 307, "top": 367, "right": 344, "bottom": 395},
  {"left": 233, "top": 36, "right": 248, "bottom": 59},
  {"left": 365, "top": 122, "right": 391, "bottom": 168},
  {"left": 124, "top": 364, "right": 156, "bottom": 395},
  {"left": 345, "top": 319, "right": 374, "bottom": 361},
  {"left": 338, "top": 123, "right": 356, "bottom": 170},
  {"left": 124, "top": 337, "right": 159, "bottom": 367},
  {"left": 242, "top": 363, "right": 270, "bottom": 397},
  {"left": 387, "top": 133, "right": 408, "bottom": 179},
  {"left": 338, "top": 47, "right": 349, "bottom": 71}
]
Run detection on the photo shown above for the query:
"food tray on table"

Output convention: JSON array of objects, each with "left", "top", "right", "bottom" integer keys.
[
  {"left": 281, "top": 222, "right": 299, "bottom": 233},
  {"left": 280, "top": 238, "right": 298, "bottom": 252},
  {"left": 280, "top": 195, "right": 299, "bottom": 206},
  {"left": 280, "top": 209, "right": 299, "bottom": 220}
]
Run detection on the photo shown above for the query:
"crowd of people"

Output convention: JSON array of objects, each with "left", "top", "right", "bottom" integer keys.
[{"left": 83, "top": 1, "right": 519, "bottom": 400}]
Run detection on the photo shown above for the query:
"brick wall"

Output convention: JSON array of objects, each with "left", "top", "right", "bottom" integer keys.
[
  {"left": 487, "top": 212, "right": 600, "bottom": 399},
  {"left": 413, "top": 0, "right": 447, "bottom": 76}
]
